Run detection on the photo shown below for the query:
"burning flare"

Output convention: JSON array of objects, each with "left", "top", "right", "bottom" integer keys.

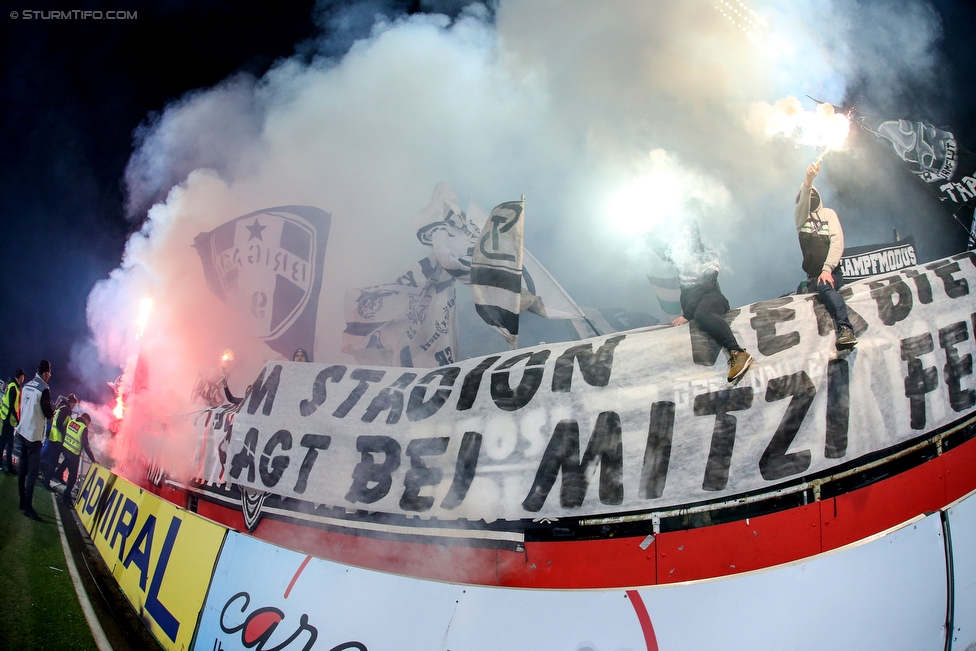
[
  {"left": 134, "top": 297, "right": 154, "bottom": 340},
  {"left": 112, "top": 392, "right": 125, "bottom": 420},
  {"left": 748, "top": 96, "right": 852, "bottom": 161}
]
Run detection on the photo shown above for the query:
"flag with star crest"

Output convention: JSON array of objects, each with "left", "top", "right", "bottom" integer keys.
[{"left": 194, "top": 205, "right": 331, "bottom": 359}]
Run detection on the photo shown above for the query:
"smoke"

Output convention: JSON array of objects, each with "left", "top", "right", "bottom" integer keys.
[{"left": 84, "top": 0, "right": 952, "bottom": 486}]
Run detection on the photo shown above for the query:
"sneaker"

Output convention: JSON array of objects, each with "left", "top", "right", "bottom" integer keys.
[
  {"left": 836, "top": 326, "right": 858, "bottom": 350},
  {"left": 727, "top": 349, "right": 754, "bottom": 383},
  {"left": 23, "top": 509, "right": 41, "bottom": 521}
]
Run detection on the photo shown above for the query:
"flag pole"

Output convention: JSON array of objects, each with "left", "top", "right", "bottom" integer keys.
[{"left": 514, "top": 194, "right": 526, "bottom": 349}]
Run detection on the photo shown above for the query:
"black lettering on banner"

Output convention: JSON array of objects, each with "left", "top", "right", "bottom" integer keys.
[
  {"left": 902, "top": 269, "right": 933, "bottom": 304},
  {"left": 806, "top": 288, "right": 868, "bottom": 337},
  {"left": 694, "top": 387, "right": 754, "bottom": 491},
  {"left": 521, "top": 412, "right": 623, "bottom": 512},
  {"left": 691, "top": 310, "right": 741, "bottom": 366},
  {"left": 362, "top": 372, "right": 417, "bottom": 424},
  {"left": 293, "top": 434, "right": 332, "bottom": 494},
  {"left": 333, "top": 369, "right": 386, "bottom": 418},
  {"left": 868, "top": 275, "right": 913, "bottom": 326},
  {"left": 300, "top": 365, "right": 346, "bottom": 417},
  {"left": 229, "top": 427, "right": 259, "bottom": 483},
  {"left": 345, "top": 436, "right": 401, "bottom": 504},
  {"left": 440, "top": 431, "right": 482, "bottom": 510},
  {"left": 927, "top": 260, "right": 970, "bottom": 299},
  {"left": 407, "top": 367, "right": 461, "bottom": 421},
  {"left": 749, "top": 297, "right": 800, "bottom": 356},
  {"left": 639, "top": 401, "right": 675, "bottom": 499},
  {"left": 456, "top": 356, "right": 500, "bottom": 411},
  {"left": 247, "top": 365, "right": 283, "bottom": 416},
  {"left": 901, "top": 333, "right": 939, "bottom": 430},
  {"left": 399, "top": 437, "right": 450, "bottom": 511},
  {"left": 550, "top": 335, "right": 626, "bottom": 392},
  {"left": 759, "top": 372, "right": 815, "bottom": 480},
  {"left": 825, "top": 358, "right": 851, "bottom": 459},
  {"left": 259, "top": 430, "right": 292, "bottom": 487},
  {"left": 939, "top": 321, "right": 975, "bottom": 412},
  {"left": 491, "top": 350, "right": 552, "bottom": 411}
]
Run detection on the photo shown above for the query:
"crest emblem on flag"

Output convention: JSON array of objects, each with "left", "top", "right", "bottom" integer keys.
[{"left": 194, "top": 206, "right": 331, "bottom": 359}]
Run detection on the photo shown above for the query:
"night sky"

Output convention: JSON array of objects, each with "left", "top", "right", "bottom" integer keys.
[
  {"left": 1, "top": 0, "right": 974, "bottom": 402},
  {"left": 0, "top": 0, "right": 416, "bottom": 398}
]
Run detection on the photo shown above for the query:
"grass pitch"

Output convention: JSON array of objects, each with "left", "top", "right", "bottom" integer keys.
[{"left": 0, "top": 471, "right": 98, "bottom": 650}]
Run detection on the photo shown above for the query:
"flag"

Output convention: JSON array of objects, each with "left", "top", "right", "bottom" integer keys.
[
  {"left": 856, "top": 116, "right": 976, "bottom": 247},
  {"left": 343, "top": 255, "right": 459, "bottom": 368},
  {"left": 344, "top": 184, "right": 483, "bottom": 368},
  {"left": 647, "top": 274, "right": 682, "bottom": 315},
  {"left": 467, "top": 200, "right": 584, "bottom": 321},
  {"left": 470, "top": 199, "right": 525, "bottom": 347},
  {"left": 194, "top": 205, "right": 330, "bottom": 359},
  {"left": 520, "top": 249, "right": 588, "bottom": 319}
]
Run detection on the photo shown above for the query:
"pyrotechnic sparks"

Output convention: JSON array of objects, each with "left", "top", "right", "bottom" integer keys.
[
  {"left": 747, "top": 96, "right": 852, "bottom": 160},
  {"left": 221, "top": 349, "right": 234, "bottom": 363},
  {"left": 134, "top": 297, "right": 153, "bottom": 340}
]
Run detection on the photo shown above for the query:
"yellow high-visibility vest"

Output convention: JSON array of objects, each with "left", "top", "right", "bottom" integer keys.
[
  {"left": 63, "top": 419, "right": 86, "bottom": 456},
  {"left": 50, "top": 406, "right": 72, "bottom": 443},
  {"left": 0, "top": 382, "right": 20, "bottom": 427}
]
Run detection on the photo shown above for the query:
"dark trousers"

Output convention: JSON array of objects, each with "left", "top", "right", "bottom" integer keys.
[
  {"left": 40, "top": 439, "right": 63, "bottom": 484},
  {"left": 17, "top": 435, "right": 42, "bottom": 512},
  {"left": 54, "top": 450, "right": 81, "bottom": 502},
  {"left": 692, "top": 290, "right": 744, "bottom": 353},
  {"left": 813, "top": 270, "right": 853, "bottom": 332},
  {"left": 0, "top": 420, "right": 14, "bottom": 471}
]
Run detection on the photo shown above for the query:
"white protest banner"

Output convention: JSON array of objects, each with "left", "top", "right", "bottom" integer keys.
[{"left": 225, "top": 253, "right": 976, "bottom": 535}]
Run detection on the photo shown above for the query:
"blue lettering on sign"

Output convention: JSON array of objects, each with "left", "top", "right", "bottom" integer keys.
[
  {"left": 80, "top": 474, "right": 104, "bottom": 516},
  {"left": 145, "top": 516, "right": 182, "bottom": 642},
  {"left": 88, "top": 485, "right": 184, "bottom": 643}
]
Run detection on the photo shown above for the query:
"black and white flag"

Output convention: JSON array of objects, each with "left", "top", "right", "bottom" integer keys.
[
  {"left": 342, "top": 256, "right": 458, "bottom": 368},
  {"left": 857, "top": 115, "right": 976, "bottom": 248},
  {"left": 470, "top": 199, "right": 525, "bottom": 347},
  {"left": 194, "top": 206, "right": 331, "bottom": 360}
]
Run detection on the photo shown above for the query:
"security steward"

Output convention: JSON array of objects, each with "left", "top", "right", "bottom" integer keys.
[
  {"left": 0, "top": 369, "right": 24, "bottom": 474},
  {"left": 41, "top": 393, "right": 77, "bottom": 489},
  {"left": 53, "top": 413, "right": 92, "bottom": 506}
]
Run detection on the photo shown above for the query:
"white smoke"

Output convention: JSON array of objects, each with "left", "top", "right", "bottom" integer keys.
[{"left": 82, "top": 0, "right": 950, "bottom": 476}]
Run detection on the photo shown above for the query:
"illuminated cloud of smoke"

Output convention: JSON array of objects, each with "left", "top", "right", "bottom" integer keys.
[{"left": 83, "top": 0, "right": 950, "bottom": 485}]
